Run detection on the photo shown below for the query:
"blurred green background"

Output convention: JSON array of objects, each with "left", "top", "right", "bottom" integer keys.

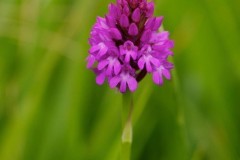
[{"left": 0, "top": 0, "right": 240, "bottom": 159}]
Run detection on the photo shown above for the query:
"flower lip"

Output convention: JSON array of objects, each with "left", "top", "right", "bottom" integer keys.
[
  {"left": 138, "top": 45, "right": 160, "bottom": 73},
  {"left": 120, "top": 41, "right": 138, "bottom": 63}
]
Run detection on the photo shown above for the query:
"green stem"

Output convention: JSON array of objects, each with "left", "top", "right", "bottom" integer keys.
[{"left": 121, "top": 92, "right": 133, "bottom": 160}]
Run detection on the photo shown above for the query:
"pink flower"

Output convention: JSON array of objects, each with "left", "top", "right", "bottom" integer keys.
[{"left": 87, "top": 0, "right": 174, "bottom": 93}]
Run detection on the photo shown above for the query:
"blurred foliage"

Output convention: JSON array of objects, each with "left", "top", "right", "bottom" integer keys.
[{"left": 0, "top": 0, "right": 240, "bottom": 160}]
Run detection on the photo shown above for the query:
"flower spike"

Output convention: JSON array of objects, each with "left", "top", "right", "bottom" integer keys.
[{"left": 87, "top": 0, "right": 174, "bottom": 93}]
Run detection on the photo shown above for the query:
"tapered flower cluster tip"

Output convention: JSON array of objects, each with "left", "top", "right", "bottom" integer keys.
[{"left": 87, "top": 0, "right": 174, "bottom": 93}]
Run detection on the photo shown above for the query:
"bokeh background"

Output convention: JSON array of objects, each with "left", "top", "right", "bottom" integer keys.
[{"left": 0, "top": 0, "right": 240, "bottom": 159}]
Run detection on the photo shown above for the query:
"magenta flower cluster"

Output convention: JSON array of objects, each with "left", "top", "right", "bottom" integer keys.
[{"left": 87, "top": 0, "right": 174, "bottom": 93}]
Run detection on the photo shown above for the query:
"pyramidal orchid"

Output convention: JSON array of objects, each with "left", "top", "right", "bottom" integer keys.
[
  {"left": 87, "top": 0, "right": 174, "bottom": 93},
  {"left": 87, "top": 1, "right": 174, "bottom": 159}
]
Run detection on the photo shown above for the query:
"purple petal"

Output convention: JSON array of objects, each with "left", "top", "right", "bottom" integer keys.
[
  {"left": 98, "top": 59, "right": 108, "bottom": 70},
  {"left": 89, "top": 45, "right": 100, "bottom": 53},
  {"left": 141, "top": 29, "right": 151, "bottom": 42},
  {"left": 127, "top": 77, "right": 138, "bottom": 92},
  {"left": 131, "top": 50, "right": 137, "bottom": 60},
  {"left": 99, "top": 46, "right": 108, "bottom": 57},
  {"left": 86, "top": 55, "right": 95, "bottom": 68},
  {"left": 138, "top": 57, "right": 145, "bottom": 70},
  {"left": 96, "top": 72, "right": 105, "bottom": 85},
  {"left": 158, "top": 31, "right": 169, "bottom": 41},
  {"left": 110, "top": 76, "right": 121, "bottom": 88},
  {"left": 108, "top": 4, "right": 118, "bottom": 18},
  {"left": 152, "top": 45, "right": 164, "bottom": 51},
  {"left": 117, "top": 0, "right": 128, "bottom": 6},
  {"left": 146, "top": 61, "right": 152, "bottom": 72},
  {"left": 164, "top": 61, "right": 174, "bottom": 69},
  {"left": 123, "top": 40, "right": 134, "bottom": 49},
  {"left": 125, "top": 53, "right": 131, "bottom": 63},
  {"left": 123, "top": 5, "right": 130, "bottom": 16},
  {"left": 97, "top": 17, "right": 109, "bottom": 29},
  {"left": 108, "top": 4, "right": 114, "bottom": 14},
  {"left": 106, "top": 15, "right": 116, "bottom": 27},
  {"left": 120, "top": 14, "right": 129, "bottom": 28},
  {"left": 128, "top": 23, "right": 138, "bottom": 36},
  {"left": 113, "top": 61, "right": 121, "bottom": 75},
  {"left": 110, "top": 28, "right": 122, "bottom": 40},
  {"left": 132, "top": 8, "right": 140, "bottom": 22},
  {"left": 163, "top": 69, "right": 171, "bottom": 80},
  {"left": 168, "top": 40, "right": 175, "bottom": 48},
  {"left": 120, "top": 81, "right": 127, "bottom": 93},
  {"left": 153, "top": 16, "right": 163, "bottom": 31},
  {"left": 106, "top": 65, "right": 113, "bottom": 75},
  {"left": 153, "top": 71, "right": 163, "bottom": 85},
  {"left": 145, "top": 18, "right": 155, "bottom": 29},
  {"left": 150, "top": 57, "right": 160, "bottom": 67},
  {"left": 146, "top": 2, "right": 154, "bottom": 17}
]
